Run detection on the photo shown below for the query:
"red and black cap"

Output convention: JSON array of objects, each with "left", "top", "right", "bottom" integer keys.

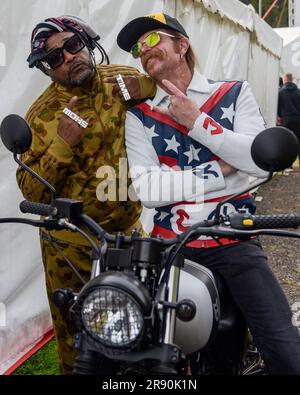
[
  {"left": 117, "top": 13, "right": 189, "bottom": 52},
  {"left": 27, "top": 15, "right": 100, "bottom": 68}
]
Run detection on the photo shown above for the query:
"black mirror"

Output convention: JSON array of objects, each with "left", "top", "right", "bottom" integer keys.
[
  {"left": 0, "top": 114, "right": 32, "bottom": 154},
  {"left": 251, "top": 126, "right": 299, "bottom": 172}
]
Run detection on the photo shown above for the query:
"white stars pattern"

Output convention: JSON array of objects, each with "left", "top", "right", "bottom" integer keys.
[
  {"left": 164, "top": 135, "right": 181, "bottom": 153},
  {"left": 157, "top": 211, "right": 170, "bottom": 221},
  {"left": 184, "top": 145, "right": 201, "bottom": 165},
  {"left": 220, "top": 103, "right": 235, "bottom": 124},
  {"left": 146, "top": 125, "right": 159, "bottom": 141}
]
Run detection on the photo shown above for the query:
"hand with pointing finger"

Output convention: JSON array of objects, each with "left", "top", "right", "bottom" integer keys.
[
  {"left": 154, "top": 79, "right": 201, "bottom": 130},
  {"left": 58, "top": 96, "right": 85, "bottom": 147}
]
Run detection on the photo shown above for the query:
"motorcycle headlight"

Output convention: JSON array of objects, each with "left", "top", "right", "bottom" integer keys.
[
  {"left": 75, "top": 271, "right": 152, "bottom": 351},
  {"left": 82, "top": 287, "right": 143, "bottom": 347}
]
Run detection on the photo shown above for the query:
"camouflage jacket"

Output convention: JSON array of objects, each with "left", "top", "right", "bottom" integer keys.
[{"left": 16, "top": 64, "right": 156, "bottom": 243}]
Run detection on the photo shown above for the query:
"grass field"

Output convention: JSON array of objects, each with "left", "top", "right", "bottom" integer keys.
[{"left": 12, "top": 338, "right": 59, "bottom": 375}]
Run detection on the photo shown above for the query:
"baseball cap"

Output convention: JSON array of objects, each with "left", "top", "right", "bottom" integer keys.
[{"left": 117, "top": 13, "right": 189, "bottom": 52}]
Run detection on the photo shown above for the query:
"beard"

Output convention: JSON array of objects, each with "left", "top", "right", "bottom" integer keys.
[{"left": 56, "top": 58, "right": 95, "bottom": 89}]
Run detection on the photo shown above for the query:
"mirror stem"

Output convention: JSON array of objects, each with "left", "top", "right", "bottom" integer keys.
[
  {"left": 213, "top": 171, "right": 273, "bottom": 224},
  {"left": 14, "top": 151, "right": 57, "bottom": 200}
]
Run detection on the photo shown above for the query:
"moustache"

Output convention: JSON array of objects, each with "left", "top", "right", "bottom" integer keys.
[
  {"left": 69, "top": 60, "right": 91, "bottom": 73},
  {"left": 142, "top": 49, "right": 164, "bottom": 65}
]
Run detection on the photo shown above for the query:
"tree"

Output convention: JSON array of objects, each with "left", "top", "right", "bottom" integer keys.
[{"left": 238, "top": 0, "right": 288, "bottom": 27}]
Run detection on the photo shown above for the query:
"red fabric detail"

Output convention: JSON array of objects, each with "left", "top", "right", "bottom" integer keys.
[
  {"left": 210, "top": 154, "right": 220, "bottom": 161},
  {"left": 176, "top": 209, "right": 190, "bottom": 232},
  {"left": 200, "top": 81, "right": 239, "bottom": 114},
  {"left": 3, "top": 329, "right": 55, "bottom": 375},
  {"left": 136, "top": 102, "right": 189, "bottom": 135},
  {"left": 152, "top": 224, "right": 241, "bottom": 248},
  {"left": 203, "top": 117, "right": 223, "bottom": 135},
  {"left": 158, "top": 155, "right": 178, "bottom": 167}
]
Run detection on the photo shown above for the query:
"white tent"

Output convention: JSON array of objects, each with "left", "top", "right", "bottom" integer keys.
[
  {"left": 274, "top": 27, "right": 300, "bottom": 87},
  {"left": 0, "top": 0, "right": 282, "bottom": 374}
]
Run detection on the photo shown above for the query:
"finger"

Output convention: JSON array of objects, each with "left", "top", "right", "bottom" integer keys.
[
  {"left": 67, "top": 96, "right": 78, "bottom": 110},
  {"left": 153, "top": 106, "right": 172, "bottom": 117},
  {"left": 122, "top": 76, "right": 135, "bottom": 83},
  {"left": 104, "top": 77, "right": 117, "bottom": 84},
  {"left": 111, "top": 84, "right": 120, "bottom": 95},
  {"left": 162, "top": 79, "right": 185, "bottom": 97}
]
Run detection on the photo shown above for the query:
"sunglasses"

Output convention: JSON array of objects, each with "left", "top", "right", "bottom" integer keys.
[
  {"left": 41, "top": 34, "right": 85, "bottom": 70},
  {"left": 130, "top": 31, "right": 177, "bottom": 59}
]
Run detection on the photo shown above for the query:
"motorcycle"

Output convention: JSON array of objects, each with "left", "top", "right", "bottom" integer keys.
[{"left": 1, "top": 114, "right": 300, "bottom": 375}]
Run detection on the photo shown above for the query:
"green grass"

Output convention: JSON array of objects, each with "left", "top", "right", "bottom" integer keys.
[{"left": 12, "top": 338, "right": 60, "bottom": 375}]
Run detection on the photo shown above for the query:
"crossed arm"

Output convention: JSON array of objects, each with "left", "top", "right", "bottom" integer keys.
[{"left": 125, "top": 80, "right": 268, "bottom": 209}]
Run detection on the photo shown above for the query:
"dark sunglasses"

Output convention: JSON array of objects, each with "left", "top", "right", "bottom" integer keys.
[{"left": 41, "top": 34, "right": 85, "bottom": 70}]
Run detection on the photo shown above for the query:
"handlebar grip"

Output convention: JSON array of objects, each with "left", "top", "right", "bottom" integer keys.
[
  {"left": 251, "top": 214, "right": 300, "bottom": 229},
  {"left": 20, "top": 200, "right": 55, "bottom": 217}
]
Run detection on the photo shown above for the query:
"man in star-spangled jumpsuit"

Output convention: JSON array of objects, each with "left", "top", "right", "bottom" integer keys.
[{"left": 117, "top": 12, "right": 300, "bottom": 374}]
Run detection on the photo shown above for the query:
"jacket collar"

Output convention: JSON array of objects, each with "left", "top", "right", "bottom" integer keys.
[{"left": 150, "top": 70, "right": 211, "bottom": 107}]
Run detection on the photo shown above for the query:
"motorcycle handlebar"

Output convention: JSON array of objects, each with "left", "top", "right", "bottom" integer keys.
[
  {"left": 228, "top": 212, "right": 300, "bottom": 230},
  {"left": 17, "top": 199, "right": 300, "bottom": 245},
  {"left": 20, "top": 200, "right": 57, "bottom": 217},
  {"left": 79, "top": 214, "right": 115, "bottom": 243},
  {"left": 75, "top": 213, "right": 300, "bottom": 245},
  {"left": 251, "top": 214, "right": 300, "bottom": 229}
]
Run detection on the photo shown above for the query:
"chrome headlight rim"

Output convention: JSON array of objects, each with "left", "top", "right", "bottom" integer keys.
[
  {"left": 80, "top": 285, "right": 145, "bottom": 349},
  {"left": 75, "top": 271, "right": 152, "bottom": 352}
]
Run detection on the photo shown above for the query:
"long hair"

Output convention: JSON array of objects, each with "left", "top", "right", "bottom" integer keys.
[{"left": 171, "top": 31, "right": 199, "bottom": 73}]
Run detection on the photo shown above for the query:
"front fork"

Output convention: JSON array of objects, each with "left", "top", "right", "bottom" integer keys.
[
  {"left": 162, "top": 264, "right": 181, "bottom": 345},
  {"left": 151, "top": 263, "right": 183, "bottom": 374}
]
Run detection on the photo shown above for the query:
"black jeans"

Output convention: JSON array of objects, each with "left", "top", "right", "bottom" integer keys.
[{"left": 181, "top": 239, "right": 300, "bottom": 375}]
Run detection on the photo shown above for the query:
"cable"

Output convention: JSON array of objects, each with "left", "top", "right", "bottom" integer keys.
[{"left": 42, "top": 232, "right": 86, "bottom": 285}]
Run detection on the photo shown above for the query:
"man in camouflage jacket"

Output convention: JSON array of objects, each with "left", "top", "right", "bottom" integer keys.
[{"left": 17, "top": 16, "right": 155, "bottom": 374}]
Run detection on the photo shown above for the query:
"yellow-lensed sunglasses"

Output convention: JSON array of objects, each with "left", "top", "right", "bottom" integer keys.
[{"left": 130, "top": 31, "right": 177, "bottom": 58}]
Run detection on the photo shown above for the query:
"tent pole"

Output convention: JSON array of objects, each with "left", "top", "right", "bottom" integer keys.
[
  {"left": 276, "top": 0, "right": 288, "bottom": 27},
  {"left": 259, "top": 0, "right": 262, "bottom": 17}
]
